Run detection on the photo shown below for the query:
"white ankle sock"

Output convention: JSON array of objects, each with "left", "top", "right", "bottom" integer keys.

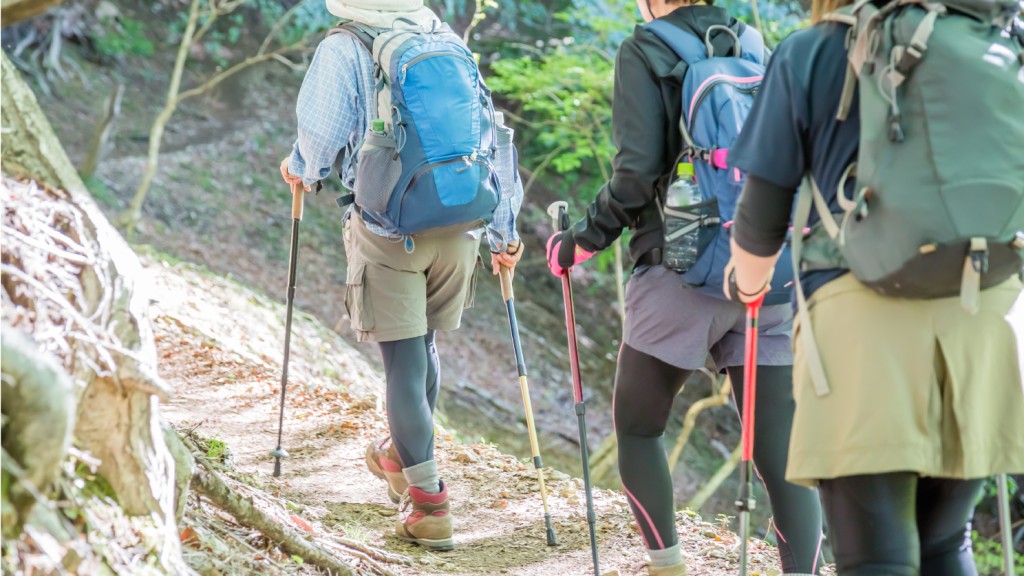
[
  {"left": 648, "top": 544, "right": 682, "bottom": 567},
  {"left": 402, "top": 460, "right": 440, "bottom": 494}
]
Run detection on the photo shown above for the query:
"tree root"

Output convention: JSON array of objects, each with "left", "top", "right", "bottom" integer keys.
[{"left": 184, "top": 439, "right": 358, "bottom": 576}]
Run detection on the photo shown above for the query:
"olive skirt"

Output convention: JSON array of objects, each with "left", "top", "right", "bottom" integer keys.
[{"left": 786, "top": 273, "right": 1024, "bottom": 487}]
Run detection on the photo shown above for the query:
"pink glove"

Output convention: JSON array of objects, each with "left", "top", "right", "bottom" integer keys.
[{"left": 546, "top": 232, "right": 595, "bottom": 277}]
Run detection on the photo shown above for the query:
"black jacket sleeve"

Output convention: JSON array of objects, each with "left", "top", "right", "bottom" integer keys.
[
  {"left": 732, "top": 175, "right": 797, "bottom": 257},
  {"left": 568, "top": 36, "right": 671, "bottom": 255}
]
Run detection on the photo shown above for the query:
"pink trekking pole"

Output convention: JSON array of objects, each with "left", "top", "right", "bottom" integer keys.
[
  {"left": 547, "top": 201, "right": 603, "bottom": 576},
  {"left": 737, "top": 294, "right": 764, "bottom": 576}
]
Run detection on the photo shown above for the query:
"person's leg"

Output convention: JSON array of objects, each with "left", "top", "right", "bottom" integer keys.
[
  {"left": 613, "top": 344, "right": 693, "bottom": 568},
  {"left": 424, "top": 330, "right": 440, "bottom": 414},
  {"left": 727, "top": 364, "right": 823, "bottom": 574},
  {"left": 917, "top": 477, "right": 984, "bottom": 576},
  {"left": 819, "top": 473, "right": 920, "bottom": 576},
  {"left": 380, "top": 335, "right": 440, "bottom": 494}
]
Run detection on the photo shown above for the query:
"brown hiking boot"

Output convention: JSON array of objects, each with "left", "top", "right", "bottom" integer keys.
[
  {"left": 365, "top": 437, "right": 407, "bottom": 504},
  {"left": 394, "top": 481, "right": 453, "bottom": 551},
  {"left": 648, "top": 563, "right": 687, "bottom": 576}
]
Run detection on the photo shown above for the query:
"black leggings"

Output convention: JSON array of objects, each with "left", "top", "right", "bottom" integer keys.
[
  {"left": 613, "top": 344, "right": 823, "bottom": 574},
  {"left": 820, "top": 473, "right": 984, "bottom": 576},
  {"left": 379, "top": 330, "right": 441, "bottom": 467}
]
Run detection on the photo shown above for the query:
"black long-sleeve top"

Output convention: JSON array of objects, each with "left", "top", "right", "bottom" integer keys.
[{"left": 562, "top": 6, "right": 752, "bottom": 264}]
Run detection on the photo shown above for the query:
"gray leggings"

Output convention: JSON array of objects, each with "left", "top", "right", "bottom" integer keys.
[{"left": 380, "top": 330, "right": 440, "bottom": 467}]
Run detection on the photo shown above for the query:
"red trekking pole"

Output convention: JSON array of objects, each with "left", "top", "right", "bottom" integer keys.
[
  {"left": 547, "top": 201, "right": 605, "bottom": 576},
  {"left": 737, "top": 294, "right": 764, "bottom": 576}
]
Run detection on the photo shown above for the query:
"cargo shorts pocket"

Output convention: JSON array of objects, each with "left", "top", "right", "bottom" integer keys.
[
  {"left": 463, "top": 257, "right": 481, "bottom": 310},
  {"left": 344, "top": 261, "right": 375, "bottom": 331}
]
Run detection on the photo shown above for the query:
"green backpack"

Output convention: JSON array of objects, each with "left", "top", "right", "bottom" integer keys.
[{"left": 794, "top": 0, "right": 1024, "bottom": 396}]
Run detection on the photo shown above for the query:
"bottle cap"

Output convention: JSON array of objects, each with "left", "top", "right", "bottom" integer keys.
[
  {"left": 677, "top": 162, "right": 694, "bottom": 178},
  {"left": 372, "top": 119, "right": 385, "bottom": 132}
]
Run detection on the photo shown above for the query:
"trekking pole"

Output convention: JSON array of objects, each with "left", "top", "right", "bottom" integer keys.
[
  {"left": 548, "top": 201, "right": 602, "bottom": 576},
  {"left": 996, "top": 473, "right": 1014, "bottom": 576},
  {"left": 271, "top": 182, "right": 304, "bottom": 477},
  {"left": 737, "top": 294, "right": 764, "bottom": 576},
  {"left": 499, "top": 265, "right": 558, "bottom": 547}
]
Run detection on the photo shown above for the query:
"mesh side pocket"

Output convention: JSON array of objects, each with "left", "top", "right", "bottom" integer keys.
[
  {"left": 662, "top": 197, "right": 719, "bottom": 273},
  {"left": 354, "top": 130, "right": 402, "bottom": 213},
  {"left": 493, "top": 123, "right": 517, "bottom": 197}
]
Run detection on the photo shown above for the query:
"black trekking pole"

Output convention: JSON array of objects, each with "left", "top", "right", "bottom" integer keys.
[
  {"left": 548, "top": 201, "right": 604, "bottom": 576},
  {"left": 737, "top": 294, "right": 764, "bottom": 576},
  {"left": 271, "top": 182, "right": 304, "bottom": 477},
  {"left": 499, "top": 265, "right": 558, "bottom": 547},
  {"left": 996, "top": 473, "right": 1014, "bottom": 576}
]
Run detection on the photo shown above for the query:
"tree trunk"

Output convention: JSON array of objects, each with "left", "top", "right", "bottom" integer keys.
[
  {"left": 1, "top": 51, "right": 190, "bottom": 574},
  {"left": 0, "top": 326, "right": 76, "bottom": 534}
]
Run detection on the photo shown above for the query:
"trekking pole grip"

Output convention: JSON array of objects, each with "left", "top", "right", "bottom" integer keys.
[
  {"left": 547, "top": 201, "right": 569, "bottom": 232},
  {"left": 499, "top": 265, "right": 514, "bottom": 302},
  {"left": 291, "top": 182, "right": 304, "bottom": 221}
]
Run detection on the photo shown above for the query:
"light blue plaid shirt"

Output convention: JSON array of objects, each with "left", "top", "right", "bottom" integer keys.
[{"left": 287, "top": 32, "right": 521, "bottom": 252}]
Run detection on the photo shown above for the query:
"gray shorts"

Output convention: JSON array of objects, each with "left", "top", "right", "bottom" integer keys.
[{"left": 622, "top": 265, "right": 793, "bottom": 371}]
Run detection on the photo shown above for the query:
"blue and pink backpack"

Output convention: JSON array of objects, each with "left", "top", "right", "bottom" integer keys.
[{"left": 646, "top": 20, "right": 794, "bottom": 305}]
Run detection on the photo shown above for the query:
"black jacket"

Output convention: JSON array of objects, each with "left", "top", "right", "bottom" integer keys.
[{"left": 562, "top": 6, "right": 750, "bottom": 266}]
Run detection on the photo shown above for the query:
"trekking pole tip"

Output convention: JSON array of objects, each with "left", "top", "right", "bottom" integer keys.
[
  {"left": 546, "top": 526, "right": 558, "bottom": 546},
  {"left": 270, "top": 446, "right": 289, "bottom": 477}
]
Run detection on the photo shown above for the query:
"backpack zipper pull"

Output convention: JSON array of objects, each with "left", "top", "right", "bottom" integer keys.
[{"left": 888, "top": 111, "right": 905, "bottom": 143}]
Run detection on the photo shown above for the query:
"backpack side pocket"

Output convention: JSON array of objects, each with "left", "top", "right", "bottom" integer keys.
[{"left": 354, "top": 129, "right": 402, "bottom": 214}]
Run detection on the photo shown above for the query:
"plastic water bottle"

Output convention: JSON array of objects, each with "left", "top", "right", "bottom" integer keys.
[
  {"left": 662, "top": 162, "right": 702, "bottom": 271},
  {"left": 666, "top": 162, "right": 699, "bottom": 208}
]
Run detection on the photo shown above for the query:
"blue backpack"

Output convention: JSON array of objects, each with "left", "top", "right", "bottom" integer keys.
[
  {"left": 337, "top": 20, "right": 501, "bottom": 237},
  {"left": 645, "top": 20, "right": 794, "bottom": 305}
]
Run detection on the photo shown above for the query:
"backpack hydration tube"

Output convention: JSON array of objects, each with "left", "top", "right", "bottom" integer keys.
[
  {"left": 795, "top": 0, "right": 1024, "bottom": 396},
  {"left": 645, "top": 19, "right": 795, "bottom": 306},
  {"left": 338, "top": 20, "right": 501, "bottom": 237}
]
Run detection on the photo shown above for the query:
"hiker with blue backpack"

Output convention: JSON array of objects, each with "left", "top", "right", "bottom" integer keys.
[
  {"left": 545, "top": 0, "right": 824, "bottom": 573},
  {"left": 280, "top": 0, "right": 524, "bottom": 551},
  {"left": 723, "top": 0, "right": 1024, "bottom": 571}
]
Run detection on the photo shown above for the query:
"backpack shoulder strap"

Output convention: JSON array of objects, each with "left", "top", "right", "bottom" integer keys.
[
  {"left": 644, "top": 19, "right": 708, "bottom": 63},
  {"left": 737, "top": 25, "right": 767, "bottom": 63},
  {"left": 791, "top": 177, "right": 834, "bottom": 398},
  {"left": 821, "top": 5, "right": 861, "bottom": 120},
  {"left": 331, "top": 21, "right": 381, "bottom": 53}
]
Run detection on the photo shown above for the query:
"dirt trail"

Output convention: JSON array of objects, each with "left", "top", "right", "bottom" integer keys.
[{"left": 148, "top": 255, "right": 795, "bottom": 576}]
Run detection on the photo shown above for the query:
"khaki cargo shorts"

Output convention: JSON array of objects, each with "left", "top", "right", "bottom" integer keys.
[
  {"left": 787, "top": 273, "right": 1024, "bottom": 487},
  {"left": 342, "top": 213, "right": 481, "bottom": 342}
]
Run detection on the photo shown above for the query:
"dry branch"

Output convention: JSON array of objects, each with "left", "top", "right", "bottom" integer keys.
[
  {"left": 189, "top": 459, "right": 358, "bottom": 576},
  {"left": 685, "top": 443, "right": 742, "bottom": 512},
  {"left": 667, "top": 376, "right": 733, "bottom": 473}
]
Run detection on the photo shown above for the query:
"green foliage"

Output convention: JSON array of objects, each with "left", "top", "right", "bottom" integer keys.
[
  {"left": 205, "top": 438, "right": 227, "bottom": 459},
  {"left": 489, "top": 2, "right": 634, "bottom": 198},
  {"left": 717, "top": 0, "right": 807, "bottom": 46},
  {"left": 94, "top": 17, "right": 155, "bottom": 58},
  {"left": 271, "top": 0, "right": 336, "bottom": 46},
  {"left": 490, "top": 48, "right": 614, "bottom": 178},
  {"left": 972, "top": 531, "right": 1024, "bottom": 575}
]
